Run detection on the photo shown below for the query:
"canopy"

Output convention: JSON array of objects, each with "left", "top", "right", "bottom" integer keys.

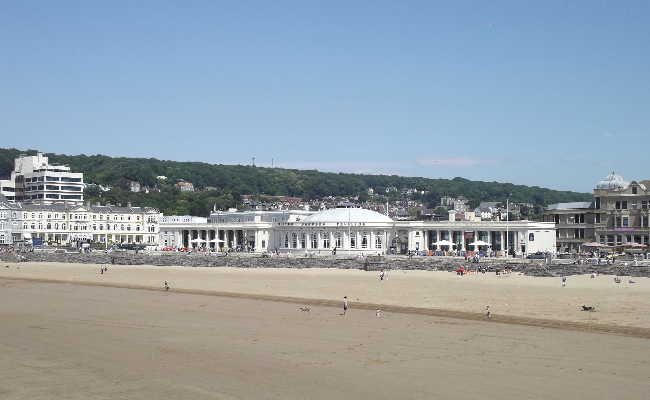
[
  {"left": 209, "top": 239, "right": 225, "bottom": 243},
  {"left": 621, "top": 242, "right": 647, "bottom": 248},
  {"left": 468, "top": 240, "right": 491, "bottom": 246},
  {"left": 582, "top": 242, "right": 603, "bottom": 247},
  {"left": 190, "top": 238, "right": 206, "bottom": 243}
]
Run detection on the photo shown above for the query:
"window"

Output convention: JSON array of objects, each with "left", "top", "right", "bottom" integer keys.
[
  {"left": 616, "top": 201, "right": 621, "bottom": 209},
  {"left": 55, "top": 223, "right": 59, "bottom": 229},
  {"left": 262, "top": 240, "right": 266, "bottom": 249},
  {"left": 595, "top": 197, "right": 601, "bottom": 209},
  {"left": 361, "top": 232, "right": 369, "bottom": 249},
  {"left": 632, "top": 187, "right": 637, "bottom": 194},
  {"left": 46, "top": 176, "right": 59, "bottom": 181},
  {"left": 595, "top": 214, "right": 601, "bottom": 223},
  {"left": 643, "top": 201, "right": 648, "bottom": 209},
  {"left": 310, "top": 233, "right": 317, "bottom": 248},
  {"left": 374, "top": 232, "right": 383, "bottom": 249},
  {"left": 120, "top": 224, "right": 125, "bottom": 231},
  {"left": 284, "top": 233, "right": 289, "bottom": 247},
  {"left": 616, "top": 216, "right": 622, "bottom": 227},
  {"left": 292, "top": 232, "right": 297, "bottom": 248},
  {"left": 622, "top": 201, "right": 627, "bottom": 210},
  {"left": 623, "top": 217, "right": 629, "bottom": 227},
  {"left": 46, "top": 185, "right": 59, "bottom": 190},
  {"left": 643, "top": 216, "right": 649, "bottom": 227},
  {"left": 350, "top": 233, "right": 356, "bottom": 249},
  {"left": 632, "top": 202, "right": 637, "bottom": 210},
  {"left": 38, "top": 222, "right": 43, "bottom": 230},
  {"left": 616, "top": 235, "right": 622, "bottom": 246},
  {"left": 574, "top": 214, "right": 579, "bottom": 224},
  {"left": 301, "top": 233, "right": 307, "bottom": 248},
  {"left": 323, "top": 233, "right": 330, "bottom": 248},
  {"left": 335, "top": 232, "right": 342, "bottom": 248}
]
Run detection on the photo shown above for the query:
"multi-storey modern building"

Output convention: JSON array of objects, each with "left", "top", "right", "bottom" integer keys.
[{"left": 0, "top": 153, "right": 84, "bottom": 204}]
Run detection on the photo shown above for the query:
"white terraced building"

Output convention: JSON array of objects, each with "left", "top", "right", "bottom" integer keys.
[
  {"left": 0, "top": 194, "right": 160, "bottom": 247},
  {"left": 160, "top": 206, "right": 556, "bottom": 256}
]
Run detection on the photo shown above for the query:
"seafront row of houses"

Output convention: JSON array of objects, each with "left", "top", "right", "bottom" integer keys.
[{"left": 1, "top": 153, "right": 649, "bottom": 255}]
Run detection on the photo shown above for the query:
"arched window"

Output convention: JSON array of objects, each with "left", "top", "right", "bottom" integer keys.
[
  {"left": 47, "top": 223, "right": 51, "bottom": 230},
  {"left": 335, "top": 232, "right": 342, "bottom": 248},
  {"left": 310, "top": 233, "right": 317, "bottom": 248},
  {"left": 291, "top": 232, "right": 297, "bottom": 248},
  {"left": 114, "top": 224, "right": 118, "bottom": 230},
  {"left": 322, "top": 232, "right": 330, "bottom": 249},
  {"left": 120, "top": 224, "right": 125, "bottom": 231},
  {"left": 55, "top": 223, "right": 59, "bottom": 230},
  {"left": 0, "top": 222, "right": 5, "bottom": 230},
  {"left": 126, "top": 225, "right": 131, "bottom": 231},
  {"left": 61, "top": 223, "right": 66, "bottom": 230},
  {"left": 38, "top": 222, "right": 43, "bottom": 230}
]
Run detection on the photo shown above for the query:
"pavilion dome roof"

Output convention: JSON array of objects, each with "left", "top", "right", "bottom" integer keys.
[
  {"left": 596, "top": 172, "right": 629, "bottom": 190},
  {"left": 303, "top": 207, "right": 393, "bottom": 223}
]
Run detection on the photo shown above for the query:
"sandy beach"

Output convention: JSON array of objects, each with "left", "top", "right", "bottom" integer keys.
[{"left": 1, "top": 262, "right": 649, "bottom": 399}]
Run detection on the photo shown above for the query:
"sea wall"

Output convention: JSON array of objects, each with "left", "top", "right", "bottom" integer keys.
[{"left": 3, "top": 251, "right": 650, "bottom": 278}]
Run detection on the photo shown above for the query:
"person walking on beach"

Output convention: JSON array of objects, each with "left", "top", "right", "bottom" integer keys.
[
  {"left": 376, "top": 309, "right": 380, "bottom": 318},
  {"left": 380, "top": 270, "right": 385, "bottom": 281},
  {"left": 486, "top": 306, "right": 490, "bottom": 318},
  {"left": 562, "top": 275, "right": 566, "bottom": 287},
  {"left": 104, "top": 266, "right": 107, "bottom": 274},
  {"left": 100, "top": 265, "right": 104, "bottom": 274},
  {"left": 343, "top": 296, "right": 348, "bottom": 316},
  {"left": 164, "top": 281, "right": 169, "bottom": 291}
]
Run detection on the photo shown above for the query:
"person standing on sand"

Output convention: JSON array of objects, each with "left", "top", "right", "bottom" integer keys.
[
  {"left": 376, "top": 309, "right": 380, "bottom": 318},
  {"left": 100, "top": 265, "right": 104, "bottom": 274},
  {"left": 165, "top": 281, "right": 169, "bottom": 291},
  {"left": 562, "top": 275, "right": 566, "bottom": 287},
  {"left": 380, "top": 270, "right": 384, "bottom": 281},
  {"left": 486, "top": 306, "right": 490, "bottom": 318},
  {"left": 343, "top": 296, "right": 348, "bottom": 315}
]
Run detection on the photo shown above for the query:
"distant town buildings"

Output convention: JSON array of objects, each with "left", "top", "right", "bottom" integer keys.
[{"left": 174, "top": 181, "right": 194, "bottom": 192}]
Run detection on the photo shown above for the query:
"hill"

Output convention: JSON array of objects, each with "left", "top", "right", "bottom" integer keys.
[{"left": 0, "top": 148, "right": 593, "bottom": 217}]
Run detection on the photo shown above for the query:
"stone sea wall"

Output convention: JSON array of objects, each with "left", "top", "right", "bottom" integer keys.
[{"left": 2, "top": 252, "right": 650, "bottom": 278}]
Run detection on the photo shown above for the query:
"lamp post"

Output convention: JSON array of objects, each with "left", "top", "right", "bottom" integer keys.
[{"left": 505, "top": 198, "right": 509, "bottom": 258}]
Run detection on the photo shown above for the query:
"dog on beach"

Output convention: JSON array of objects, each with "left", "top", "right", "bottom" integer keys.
[
  {"left": 300, "top": 307, "right": 310, "bottom": 314},
  {"left": 581, "top": 305, "right": 595, "bottom": 312}
]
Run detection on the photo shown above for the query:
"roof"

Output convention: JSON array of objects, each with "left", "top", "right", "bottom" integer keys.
[
  {"left": 546, "top": 202, "right": 594, "bottom": 210},
  {"left": 303, "top": 208, "right": 393, "bottom": 223},
  {"left": 597, "top": 172, "right": 629, "bottom": 190}
]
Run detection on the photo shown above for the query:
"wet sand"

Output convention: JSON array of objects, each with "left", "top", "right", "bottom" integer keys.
[{"left": 1, "top": 263, "right": 649, "bottom": 399}]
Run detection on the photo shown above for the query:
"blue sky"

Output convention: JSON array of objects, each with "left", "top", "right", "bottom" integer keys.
[{"left": 1, "top": 1, "right": 648, "bottom": 193}]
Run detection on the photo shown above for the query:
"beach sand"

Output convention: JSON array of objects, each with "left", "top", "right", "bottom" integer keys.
[{"left": 1, "top": 262, "right": 649, "bottom": 399}]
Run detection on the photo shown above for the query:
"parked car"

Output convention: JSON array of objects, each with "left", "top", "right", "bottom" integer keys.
[{"left": 526, "top": 252, "right": 546, "bottom": 259}]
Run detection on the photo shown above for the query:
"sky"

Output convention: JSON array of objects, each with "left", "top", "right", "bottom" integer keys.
[{"left": 1, "top": 1, "right": 648, "bottom": 193}]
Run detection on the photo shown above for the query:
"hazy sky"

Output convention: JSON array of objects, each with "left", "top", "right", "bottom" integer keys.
[{"left": 1, "top": 1, "right": 648, "bottom": 193}]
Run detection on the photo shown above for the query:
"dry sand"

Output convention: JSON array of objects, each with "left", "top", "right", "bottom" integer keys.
[{"left": 1, "top": 262, "right": 649, "bottom": 399}]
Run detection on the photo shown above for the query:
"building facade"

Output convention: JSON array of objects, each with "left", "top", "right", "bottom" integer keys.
[
  {"left": 0, "top": 194, "right": 160, "bottom": 247},
  {"left": 160, "top": 207, "right": 556, "bottom": 255},
  {"left": 544, "top": 172, "right": 650, "bottom": 252},
  {"left": 0, "top": 153, "right": 84, "bottom": 204}
]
